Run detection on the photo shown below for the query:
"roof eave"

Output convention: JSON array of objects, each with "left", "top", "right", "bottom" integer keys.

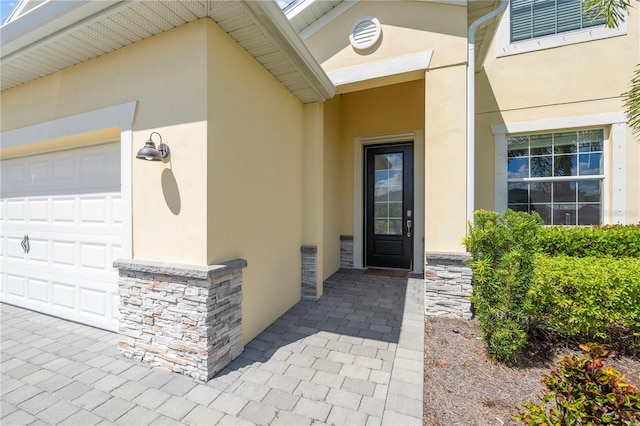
[
  {"left": 0, "top": 0, "right": 335, "bottom": 104},
  {"left": 244, "top": 1, "right": 336, "bottom": 101}
]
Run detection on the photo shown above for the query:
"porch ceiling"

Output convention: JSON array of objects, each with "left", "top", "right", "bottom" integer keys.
[{"left": 0, "top": 0, "right": 335, "bottom": 103}]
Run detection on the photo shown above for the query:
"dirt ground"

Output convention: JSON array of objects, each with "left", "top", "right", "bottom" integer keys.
[{"left": 423, "top": 316, "right": 640, "bottom": 426}]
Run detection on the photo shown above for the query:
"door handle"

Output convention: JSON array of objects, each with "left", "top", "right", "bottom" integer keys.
[
  {"left": 21, "top": 235, "right": 30, "bottom": 254},
  {"left": 406, "top": 219, "right": 412, "bottom": 237}
]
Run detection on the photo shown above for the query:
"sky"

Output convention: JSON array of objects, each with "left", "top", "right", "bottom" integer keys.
[{"left": 1, "top": 0, "right": 18, "bottom": 24}]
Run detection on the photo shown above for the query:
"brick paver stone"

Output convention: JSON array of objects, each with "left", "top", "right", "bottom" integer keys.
[
  {"left": 238, "top": 400, "right": 278, "bottom": 425},
  {"left": 1, "top": 270, "right": 424, "bottom": 426},
  {"left": 115, "top": 405, "right": 160, "bottom": 425},
  {"left": 91, "top": 396, "right": 135, "bottom": 422},
  {"left": 180, "top": 405, "right": 226, "bottom": 426},
  {"left": 209, "top": 392, "right": 249, "bottom": 416},
  {"left": 262, "top": 388, "right": 300, "bottom": 410},
  {"left": 36, "top": 400, "right": 80, "bottom": 424}
]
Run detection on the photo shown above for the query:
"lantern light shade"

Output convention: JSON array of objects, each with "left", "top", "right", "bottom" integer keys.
[{"left": 136, "top": 132, "right": 169, "bottom": 161}]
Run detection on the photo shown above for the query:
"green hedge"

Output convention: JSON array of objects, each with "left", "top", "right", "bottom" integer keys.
[
  {"left": 538, "top": 225, "right": 640, "bottom": 258},
  {"left": 464, "top": 210, "right": 543, "bottom": 361},
  {"left": 529, "top": 255, "right": 640, "bottom": 346},
  {"left": 465, "top": 210, "right": 640, "bottom": 362}
]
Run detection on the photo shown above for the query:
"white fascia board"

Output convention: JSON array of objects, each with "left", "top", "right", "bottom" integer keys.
[
  {"left": 0, "top": 0, "right": 123, "bottom": 58},
  {"left": 1, "top": 101, "right": 137, "bottom": 149},
  {"left": 491, "top": 113, "right": 628, "bottom": 135},
  {"left": 299, "top": 1, "right": 358, "bottom": 40},
  {"left": 243, "top": 0, "right": 336, "bottom": 100},
  {"left": 328, "top": 51, "right": 433, "bottom": 87}
]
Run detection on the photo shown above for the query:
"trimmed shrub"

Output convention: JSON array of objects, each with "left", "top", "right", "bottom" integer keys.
[
  {"left": 515, "top": 343, "right": 640, "bottom": 425},
  {"left": 464, "top": 210, "right": 543, "bottom": 362},
  {"left": 538, "top": 225, "right": 640, "bottom": 258},
  {"left": 530, "top": 255, "right": 640, "bottom": 351}
]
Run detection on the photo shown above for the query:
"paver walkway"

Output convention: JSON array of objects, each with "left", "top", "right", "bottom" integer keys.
[{"left": 1, "top": 269, "right": 424, "bottom": 425}]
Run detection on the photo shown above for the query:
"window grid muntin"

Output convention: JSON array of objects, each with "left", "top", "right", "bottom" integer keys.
[{"left": 506, "top": 129, "right": 604, "bottom": 225}]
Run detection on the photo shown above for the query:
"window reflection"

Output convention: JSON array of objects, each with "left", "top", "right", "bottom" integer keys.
[{"left": 374, "top": 153, "right": 403, "bottom": 235}]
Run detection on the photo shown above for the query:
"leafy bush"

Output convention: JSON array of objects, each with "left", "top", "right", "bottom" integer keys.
[
  {"left": 515, "top": 343, "right": 640, "bottom": 425},
  {"left": 464, "top": 210, "right": 543, "bottom": 362},
  {"left": 530, "top": 255, "right": 640, "bottom": 353},
  {"left": 538, "top": 225, "right": 640, "bottom": 258}
]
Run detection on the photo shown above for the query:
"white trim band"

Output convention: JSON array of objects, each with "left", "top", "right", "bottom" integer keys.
[
  {"left": 328, "top": 51, "right": 433, "bottom": 87},
  {"left": 1, "top": 101, "right": 137, "bottom": 148}
]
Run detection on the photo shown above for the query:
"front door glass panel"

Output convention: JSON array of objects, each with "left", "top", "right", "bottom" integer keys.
[{"left": 374, "top": 153, "right": 403, "bottom": 235}]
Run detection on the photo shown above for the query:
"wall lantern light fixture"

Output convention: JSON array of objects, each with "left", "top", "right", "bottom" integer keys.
[{"left": 136, "top": 132, "right": 170, "bottom": 161}]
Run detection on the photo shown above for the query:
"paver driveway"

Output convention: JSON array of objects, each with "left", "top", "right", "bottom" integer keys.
[{"left": 1, "top": 269, "right": 424, "bottom": 425}]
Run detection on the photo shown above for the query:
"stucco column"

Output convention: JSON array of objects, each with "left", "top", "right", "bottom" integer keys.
[{"left": 301, "top": 103, "right": 325, "bottom": 299}]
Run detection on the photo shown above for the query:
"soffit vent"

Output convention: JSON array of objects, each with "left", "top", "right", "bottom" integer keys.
[{"left": 349, "top": 16, "right": 381, "bottom": 52}]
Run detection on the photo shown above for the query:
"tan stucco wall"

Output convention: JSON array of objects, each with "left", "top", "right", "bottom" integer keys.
[
  {"left": 322, "top": 97, "right": 343, "bottom": 280},
  {"left": 476, "top": 8, "right": 640, "bottom": 224},
  {"left": 424, "top": 65, "right": 468, "bottom": 252},
  {"left": 303, "top": 103, "right": 326, "bottom": 289},
  {"left": 204, "top": 20, "right": 306, "bottom": 343},
  {"left": 1, "top": 18, "right": 312, "bottom": 344},
  {"left": 305, "top": 1, "right": 467, "bottom": 73},
  {"left": 1, "top": 20, "right": 210, "bottom": 265}
]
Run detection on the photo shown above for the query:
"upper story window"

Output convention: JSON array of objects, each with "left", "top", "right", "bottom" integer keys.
[
  {"left": 507, "top": 129, "right": 604, "bottom": 225},
  {"left": 510, "top": 0, "right": 605, "bottom": 42},
  {"left": 496, "top": 0, "right": 625, "bottom": 56}
]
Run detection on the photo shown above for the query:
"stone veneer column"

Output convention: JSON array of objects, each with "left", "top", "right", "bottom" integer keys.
[
  {"left": 340, "top": 235, "right": 354, "bottom": 268},
  {"left": 301, "top": 245, "right": 317, "bottom": 300},
  {"left": 113, "top": 258, "right": 246, "bottom": 382},
  {"left": 424, "top": 252, "right": 473, "bottom": 319}
]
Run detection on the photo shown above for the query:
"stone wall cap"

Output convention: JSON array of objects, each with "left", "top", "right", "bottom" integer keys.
[
  {"left": 113, "top": 258, "right": 248, "bottom": 279},
  {"left": 425, "top": 251, "right": 471, "bottom": 262},
  {"left": 340, "top": 235, "right": 354, "bottom": 241},
  {"left": 301, "top": 245, "right": 317, "bottom": 254}
]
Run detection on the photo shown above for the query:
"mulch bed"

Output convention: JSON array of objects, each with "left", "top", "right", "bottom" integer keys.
[{"left": 423, "top": 316, "right": 640, "bottom": 426}]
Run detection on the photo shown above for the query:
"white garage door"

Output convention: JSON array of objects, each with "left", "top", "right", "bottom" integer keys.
[{"left": 0, "top": 143, "right": 121, "bottom": 331}]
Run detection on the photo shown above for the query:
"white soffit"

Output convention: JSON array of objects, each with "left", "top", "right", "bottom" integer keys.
[
  {"left": 0, "top": 0, "right": 334, "bottom": 103},
  {"left": 327, "top": 51, "right": 433, "bottom": 87}
]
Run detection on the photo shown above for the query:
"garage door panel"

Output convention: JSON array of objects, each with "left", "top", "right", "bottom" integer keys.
[
  {"left": 52, "top": 198, "right": 76, "bottom": 223},
  {"left": 52, "top": 282, "right": 75, "bottom": 309},
  {"left": 79, "top": 243, "right": 109, "bottom": 271},
  {"left": 0, "top": 142, "right": 120, "bottom": 331},
  {"left": 6, "top": 200, "right": 25, "bottom": 223},
  {"left": 80, "top": 197, "right": 110, "bottom": 224},
  {"left": 27, "top": 238, "right": 48, "bottom": 264},
  {"left": 52, "top": 240, "right": 76, "bottom": 267},
  {"left": 80, "top": 287, "right": 109, "bottom": 317},
  {"left": 5, "top": 274, "right": 26, "bottom": 297},
  {"left": 28, "top": 199, "right": 49, "bottom": 222},
  {"left": 6, "top": 237, "right": 25, "bottom": 260},
  {"left": 28, "top": 277, "right": 49, "bottom": 304}
]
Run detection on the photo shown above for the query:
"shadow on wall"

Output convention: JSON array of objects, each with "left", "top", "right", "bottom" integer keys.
[
  {"left": 161, "top": 168, "right": 181, "bottom": 215},
  {"left": 475, "top": 69, "right": 507, "bottom": 212}
]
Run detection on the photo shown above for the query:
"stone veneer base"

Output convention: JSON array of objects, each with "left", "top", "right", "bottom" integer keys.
[
  {"left": 301, "top": 245, "right": 318, "bottom": 300},
  {"left": 340, "top": 235, "right": 354, "bottom": 268},
  {"left": 424, "top": 252, "right": 473, "bottom": 319},
  {"left": 114, "top": 258, "right": 247, "bottom": 382}
]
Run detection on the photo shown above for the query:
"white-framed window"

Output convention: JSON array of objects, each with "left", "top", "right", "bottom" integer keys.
[
  {"left": 510, "top": 0, "right": 604, "bottom": 42},
  {"left": 506, "top": 129, "right": 604, "bottom": 225},
  {"left": 495, "top": 0, "right": 627, "bottom": 56},
  {"left": 492, "top": 114, "right": 628, "bottom": 225}
]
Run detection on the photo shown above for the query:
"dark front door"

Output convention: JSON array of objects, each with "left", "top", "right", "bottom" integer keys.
[{"left": 364, "top": 143, "right": 414, "bottom": 269}]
